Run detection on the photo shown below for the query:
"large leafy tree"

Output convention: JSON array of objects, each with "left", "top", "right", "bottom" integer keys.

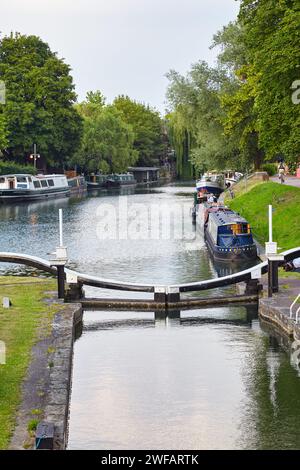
[
  {"left": 73, "top": 92, "right": 138, "bottom": 173},
  {"left": 0, "top": 33, "right": 82, "bottom": 168},
  {"left": 239, "top": 0, "right": 300, "bottom": 164},
  {"left": 113, "top": 95, "right": 164, "bottom": 167},
  {"left": 211, "top": 21, "right": 265, "bottom": 170}
]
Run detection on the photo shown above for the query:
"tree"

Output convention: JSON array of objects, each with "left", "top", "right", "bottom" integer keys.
[
  {"left": 74, "top": 92, "right": 138, "bottom": 173},
  {"left": 0, "top": 33, "right": 82, "bottom": 168},
  {"left": 113, "top": 95, "right": 164, "bottom": 167},
  {"left": 0, "top": 113, "right": 8, "bottom": 152},
  {"left": 166, "top": 62, "right": 240, "bottom": 176},
  {"left": 239, "top": 0, "right": 300, "bottom": 163},
  {"left": 211, "top": 21, "right": 264, "bottom": 170}
]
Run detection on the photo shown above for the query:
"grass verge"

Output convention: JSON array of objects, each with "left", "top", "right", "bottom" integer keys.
[
  {"left": 0, "top": 276, "right": 57, "bottom": 449},
  {"left": 226, "top": 182, "right": 300, "bottom": 251}
]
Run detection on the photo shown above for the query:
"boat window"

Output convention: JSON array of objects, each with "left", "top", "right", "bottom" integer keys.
[
  {"left": 0, "top": 177, "right": 5, "bottom": 184},
  {"left": 231, "top": 224, "right": 250, "bottom": 235},
  {"left": 47, "top": 179, "right": 54, "bottom": 187},
  {"left": 33, "top": 181, "right": 41, "bottom": 189},
  {"left": 41, "top": 180, "right": 48, "bottom": 188},
  {"left": 17, "top": 176, "right": 27, "bottom": 183}
]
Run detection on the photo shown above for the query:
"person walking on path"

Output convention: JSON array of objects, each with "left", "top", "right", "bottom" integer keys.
[{"left": 278, "top": 161, "right": 286, "bottom": 184}]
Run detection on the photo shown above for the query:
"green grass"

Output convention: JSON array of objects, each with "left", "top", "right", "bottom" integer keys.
[
  {"left": 278, "top": 268, "right": 300, "bottom": 279},
  {"left": 226, "top": 182, "right": 300, "bottom": 251},
  {"left": 0, "top": 276, "right": 57, "bottom": 449}
]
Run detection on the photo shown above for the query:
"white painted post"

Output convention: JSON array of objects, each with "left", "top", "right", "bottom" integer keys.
[
  {"left": 59, "top": 209, "right": 63, "bottom": 247},
  {"left": 265, "top": 205, "right": 277, "bottom": 256},
  {"left": 269, "top": 205, "right": 273, "bottom": 243}
]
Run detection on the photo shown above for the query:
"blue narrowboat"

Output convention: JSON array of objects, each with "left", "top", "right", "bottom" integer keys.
[{"left": 203, "top": 205, "right": 257, "bottom": 261}]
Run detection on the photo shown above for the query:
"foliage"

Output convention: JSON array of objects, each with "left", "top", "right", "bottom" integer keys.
[
  {"left": 228, "top": 182, "right": 300, "bottom": 251},
  {"left": 166, "top": 62, "right": 241, "bottom": 176},
  {"left": 0, "top": 113, "right": 8, "bottom": 150},
  {"left": 113, "top": 95, "right": 164, "bottom": 167},
  {"left": 261, "top": 163, "right": 277, "bottom": 176},
  {"left": 238, "top": 0, "right": 300, "bottom": 164},
  {"left": 0, "top": 160, "right": 37, "bottom": 175},
  {"left": 74, "top": 93, "right": 138, "bottom": 173},
  {"left": 0, "top": 33, "right": 83, "bottom": 169},
  {"left": 166, "top": 2, "right": 300, "bottom": 174}
]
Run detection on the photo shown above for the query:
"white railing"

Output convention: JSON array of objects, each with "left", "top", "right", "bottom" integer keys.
[{"left": 290, "top": 293, "right": 300, "bottom": 323}]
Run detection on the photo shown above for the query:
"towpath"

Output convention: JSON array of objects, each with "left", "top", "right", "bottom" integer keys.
[{"left": 271, "top": 175, "right": 300, "bottom": 188}]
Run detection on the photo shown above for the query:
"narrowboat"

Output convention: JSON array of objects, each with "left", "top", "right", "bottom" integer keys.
[
  {"left": 202, "top": 204, "right": 257, "bottom": 261},
  {"left": 86, "top": 174, "right": 108, "bottom": 189},
  {"left": 0, "top": 174, "right": 70, "bottom": 202},
  {"left": 196, "top": 172, "right": 225, "bottom": 196},
  {"left": 105, "top": 173, "right": 136, "bottom": 188},
  {"left": 67, "top": 175, "right": 87, "bottom": 193}
]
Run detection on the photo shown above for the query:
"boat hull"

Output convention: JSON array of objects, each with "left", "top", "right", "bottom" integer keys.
[
  {"left": 196, "top": 184, "right": 223, "bottom": 196},
  {"left": 205, "top": 229, "right": 258, "bottom": 261},
  {"left": 105, "top": 180, "right": 137, "bottom": 188},
  {"left": 0, "top": 187, "right": 70, "bottom": 203}
]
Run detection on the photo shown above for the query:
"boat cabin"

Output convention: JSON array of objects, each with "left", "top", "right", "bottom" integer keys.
[
  {"left": 0, "top": 174, "right": 68, "bottom": 191},
  {"left": 206, "top": 207, "right": 254, "bottom": 248}
]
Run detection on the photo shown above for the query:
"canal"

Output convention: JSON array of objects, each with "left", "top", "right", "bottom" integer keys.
[{"left": 1, "top": 184, "right": 300, "bottom": 449}]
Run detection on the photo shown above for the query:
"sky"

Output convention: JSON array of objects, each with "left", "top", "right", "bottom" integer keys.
[{"left": 1, "top": 0, "right": 239, "bottom": 113}]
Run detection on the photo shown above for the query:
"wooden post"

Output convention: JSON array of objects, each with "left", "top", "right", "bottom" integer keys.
[
  {"left": 154, "top": 287, "right": 167, "bottom": 305},
  {"left": 57, "top": 265, "right": 65, "bottom": 299},
  {"left": 272, "top": 261, "right": 279, "bottom": 293},
  {"left": 167, "top": 287, "right": 180, "bottom": 305},
  {"left": 268, "top": 259, "right": 273, "bottom": 298}
]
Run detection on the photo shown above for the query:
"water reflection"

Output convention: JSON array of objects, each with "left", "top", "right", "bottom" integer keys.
[{"left": 68, "top": 305, "right": 300, "bottom": 450}]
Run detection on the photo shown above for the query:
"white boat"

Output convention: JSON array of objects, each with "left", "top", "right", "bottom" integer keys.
[
  {"left": 224, "top": 171, "right": 243, "bottom": 188},
  {"left": 0, "top": 174, "right": 70, "bottom": 202},
  {"left": 196, "top": 173, "right": 225, "bottom": 196}
]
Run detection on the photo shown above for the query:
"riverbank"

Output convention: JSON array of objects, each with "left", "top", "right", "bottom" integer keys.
[{"left": 0, "top": 277, "right": 82, "bottom": 449}]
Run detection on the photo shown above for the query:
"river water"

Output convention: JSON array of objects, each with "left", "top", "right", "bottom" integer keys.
[{"left": 1, "top": 184, "right": 300, "bottom": 449}]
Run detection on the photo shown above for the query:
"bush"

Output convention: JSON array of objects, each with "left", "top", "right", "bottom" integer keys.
[
  {"left": 0, "top": 161, "right": 37, "bottom": 175},
  {"left": 260, "top": 163, "right": 277, "bottom": 176}
]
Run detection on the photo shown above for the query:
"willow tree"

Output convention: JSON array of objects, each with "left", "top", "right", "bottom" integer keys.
[
  {"left": 166, "top": 62, "right": 240, "bottom": 176},
  {"left": 166, "top": 109, "right": 194, "bottom": 179}
]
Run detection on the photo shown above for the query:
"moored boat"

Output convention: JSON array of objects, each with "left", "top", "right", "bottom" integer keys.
[
  {"left": 196, "top": 172, "right": 225, "bottom": 196},
  {"left": 0, "top": 174, "right": 70, "bottom": 202},
  {"left": 105, "top": 173, "right": 136, "bottom": 188},
  {"left": 224, "top": 170, "right": 243, "bottom": 188},
  {"left": 67, "top": 175, "right": 87, "bottom": 193},
  {"left": 199, "top": 202, "right": 257, "bottom": 261},
  {"left": 86, "top": 174, "right": 108, "bottom": 189}
]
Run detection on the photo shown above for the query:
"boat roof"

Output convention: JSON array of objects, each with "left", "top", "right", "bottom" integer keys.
[
  {"left": 209, "top": 208, "right": 248, "bottom": 226},
  {"left": 0, "top": 174, "right": 33, "bottom": 178},
  {"left": 0, "top": 173, "right": 65, "bottom": 178},
  {"left": 128, "top": 167, "right": 160, "bottom": 171}
]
